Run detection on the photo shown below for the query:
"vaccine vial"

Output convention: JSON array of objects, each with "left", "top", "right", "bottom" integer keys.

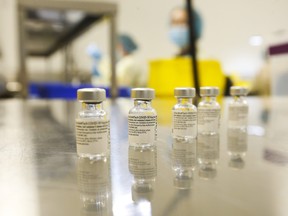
[
  {"left": 198, "top": 87, "right": 220, "bottom": 135},
  {"left": 128, "top": 88, "right": 157, "bottom": 149},
  {"left": 75, "top": 88, "right": 110, "bottom": 159},
  {"left": 228, "top": 86, "right": 249, "bottom": 130},
  {"left": 172, "top": 87, "right": 197, "bottom": 141}
]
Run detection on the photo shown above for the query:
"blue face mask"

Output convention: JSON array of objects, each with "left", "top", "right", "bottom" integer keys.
[{"left": 169, "top": 26, "right": 189, "bottom": 48}]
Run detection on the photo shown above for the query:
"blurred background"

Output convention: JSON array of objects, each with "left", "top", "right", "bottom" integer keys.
[{"left": 0, "top": 0, "right": 287, "bottom": 99}]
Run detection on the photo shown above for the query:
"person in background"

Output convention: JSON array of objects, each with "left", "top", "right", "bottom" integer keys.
[
  {"left": 168, "top": 6, "right": 233, "bottom": 95},
  {"left": 116, "top": 34, "right": 145, "bottom": 87},
  {"left": 97, "top": 34, "right": 145, "bottom": 88},
  {"left": 169, "top": 6, "right": 203, "bottom": 56},
  {"left": 87, "top": 44, "right": 102, "bottom": 84}
]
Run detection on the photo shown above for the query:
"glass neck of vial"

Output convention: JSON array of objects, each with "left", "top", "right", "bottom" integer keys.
[
  {"left": 202, "top": 96, "right": 216, "bottom": 102},
  {"left": 81, "top": 102, "right": 103, "bottom": 111},
  {"left": 177, "top": 97, "right": 192, "bottom": 104},
  {"left": 134, "top": 99, "right": 152, "bottom": 108}
]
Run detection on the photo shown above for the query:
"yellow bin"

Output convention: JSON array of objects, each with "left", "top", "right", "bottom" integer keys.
[{"left": 148, "top": 57, "right": 226, "bottom": 96}]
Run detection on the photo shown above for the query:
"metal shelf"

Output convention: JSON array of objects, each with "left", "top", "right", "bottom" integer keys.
[{"left": 17, "top": 0, "right": 118, "bottom": 98}]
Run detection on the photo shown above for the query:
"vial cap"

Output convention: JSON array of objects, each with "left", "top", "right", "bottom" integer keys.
[
  {"left": 174, "top": 87, "right": 195, "bottom": 98},
  {"left": 200, "top": 87, "right": 219, "bottom": 96},
  {"left": 131, "top": 88, "right": 155, "bottom": 100},
  {"left": 230, "top": 86, "right": 248, "bottom": 96},
  {"left": 77, "top": 88, "right": 106, "bottom": 102}
]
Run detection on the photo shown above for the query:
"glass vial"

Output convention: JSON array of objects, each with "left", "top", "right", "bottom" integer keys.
[
  {"left": 75, "top": 88, "right": 110, "bottom": 159},
  {"left": 228, "top": 86, "right": 249, "bottom": 130},
  {"left": 198, "top": 87, "right": 220, "bottom": 135},
  {"left": 128, "top": 88, "right": 157, "bottom": 149},
  {"left": 172, "top": 87, "right": 197, "bottom": 141}
]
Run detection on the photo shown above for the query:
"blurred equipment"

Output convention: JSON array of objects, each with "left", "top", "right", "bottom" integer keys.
[
  {"left": 269, "top": 42, "right": 288, "bottom": 95},
  {"left": 148, "top": 58, "right": 225, "bottom": 97},
  {"left": 0, "top": 74, "right": 22, "bottom": 98},
  {"left": 17, "top": 0, "right": 118, "bottom": 98},
  {"left": 250, "top": 51, "right": 271, "bottom": 96}
]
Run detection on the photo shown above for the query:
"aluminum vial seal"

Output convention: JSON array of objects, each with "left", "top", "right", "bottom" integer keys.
[
  {"left": 131, "top": 88, "right": 155, "bottom": 100},
  {"left": 200, "top": 87, "right": 219, "bottom": 97},
  {"left": 77, "top": 88, "right": 106, "bottom": 103},
  {"left": 230, "top": 86, "right": 248, "bottom": 96},
  {"left": 174, "top": 87, "right": 195, "bottom": 98}
]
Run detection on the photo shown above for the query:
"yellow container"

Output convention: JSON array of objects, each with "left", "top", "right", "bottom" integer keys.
[{"left": 148, "top": 57, "right": 226, "bottom": 96}]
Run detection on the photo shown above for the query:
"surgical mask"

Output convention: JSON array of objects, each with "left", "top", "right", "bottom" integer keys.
[{"left": 169, "top": 26, "right": 189, "bottom": 48}]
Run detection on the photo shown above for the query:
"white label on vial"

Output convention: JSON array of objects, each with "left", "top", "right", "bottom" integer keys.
[
  {"left": 172, "top": 111, "right": 197, "bottom": 137},
  {"left": 229, "top": 106, "right": 248, "bottom": 126},
  {"left": 75, "top": 119, "right": 109, "bottom": 155},
  {"left": 128, "top": 114, "right": 157, "bottom": 145},
  {"left": 198, "top": 108, "right": 220, "bottom": 133}
]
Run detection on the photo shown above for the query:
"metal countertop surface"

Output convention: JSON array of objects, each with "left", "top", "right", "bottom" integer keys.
[{"left": 0, "top": 97, "right": 287, "bottom": 216}]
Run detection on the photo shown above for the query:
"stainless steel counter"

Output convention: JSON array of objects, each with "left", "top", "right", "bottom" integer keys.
[{"left": 0, "top": 97, "right": 288, "bottom": 216}]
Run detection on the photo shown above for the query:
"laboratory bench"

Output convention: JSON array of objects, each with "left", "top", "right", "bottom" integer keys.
[{"left": 0, "top": 97, "right": 288, "bottom": 216}]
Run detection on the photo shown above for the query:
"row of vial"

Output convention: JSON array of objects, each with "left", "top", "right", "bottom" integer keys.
[
  {"left": 173, "top": 86, "right": 248, "bottom": 140},
  {"left": 75, "top": 86, "right": 248, "bottom": 158}
]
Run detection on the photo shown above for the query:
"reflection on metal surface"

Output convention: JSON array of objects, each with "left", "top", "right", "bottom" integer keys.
[
  {"left": 197, "top": 134, "right": 219, "bottom": 180},
  {"left": 77, "top": 157, "right": 112, "bottom": 216},
  {"left": 128, "top": 146, "right": 157, "bottom": 202},
  {"left": 247, "top": 125, "right": 265, "bottom": 136},
  {"left": 198, "top": 163, "right": 217, "bottom": 180},
  {"left": 264, "top": 148, "right": 288, "bottom": 166},
  {"left": 227, "top": 128, "right": 248, "bottom": 169},
  {"left": 172, "top": 139, "right": 196, "bottom": 189}
]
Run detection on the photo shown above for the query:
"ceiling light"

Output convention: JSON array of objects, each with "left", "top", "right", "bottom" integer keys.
[{"left": 249, "top": 35, "right": 263, "bottom": 46}]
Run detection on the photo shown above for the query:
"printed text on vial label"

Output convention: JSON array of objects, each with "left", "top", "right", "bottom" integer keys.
[
  {"left": 76, "top": 119, "right": 109, "bottom": 154},
  {"left": 173, "top": 111, "right": 197, "bottom": 137},
  {"left": 128, "top": 115, "right": 157, "bottom": 144},
  {"left": 229, "top": 106, "right": 248, "bottom": 126},
  {"left": 198, "top": 109, "right": 220, "bottom": 133}
]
